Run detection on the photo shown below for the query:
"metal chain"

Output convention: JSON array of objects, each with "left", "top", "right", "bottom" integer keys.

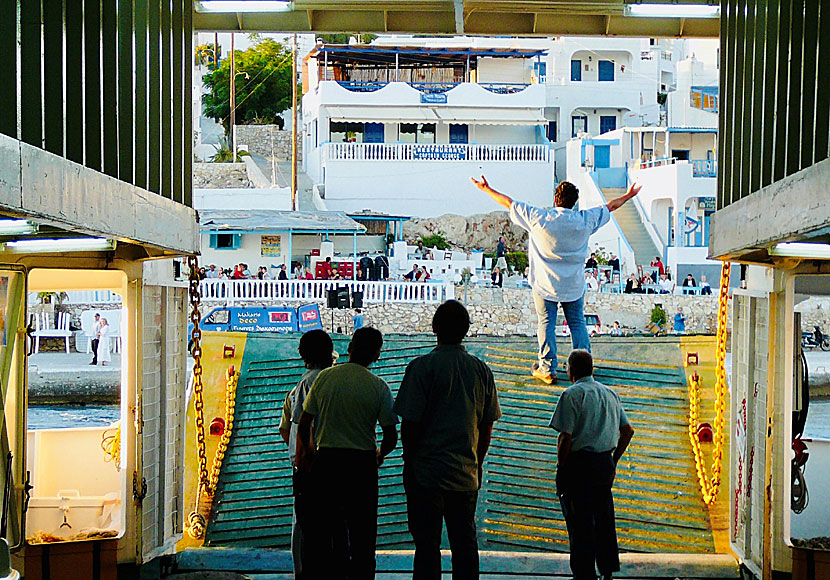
[
  {"left": 687, "top": 261, "right": 731, "bottom": 507},
  {"left": 186, "top": 255, "right": 209, "bottom": 540},
  {"left": 208, "top": 366, "right": 239, "bottom": 494}
]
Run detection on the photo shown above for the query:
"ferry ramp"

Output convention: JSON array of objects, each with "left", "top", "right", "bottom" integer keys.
[{"left": 203, "top": 334, "right": 722, "bottom": 558}]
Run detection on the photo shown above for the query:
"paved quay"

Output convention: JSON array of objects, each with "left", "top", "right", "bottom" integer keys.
[{"left": 28, "top": 352, "right": 121, "bottom": 403}]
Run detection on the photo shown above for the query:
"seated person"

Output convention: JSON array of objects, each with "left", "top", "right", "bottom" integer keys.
[
  {"left": 491, "top": 267, "right": 503, "bottom": 288},
  {"left": 319, "top": 257, "right": 334, "bottom": 279},
  {"left": 403, "top": 264, "right": 419, "bottom": 282},
  {"left": 681, "top": 274, "right": 697, "bottom": 294},
  {"left": 416, "top": 266, "right": 430, "bottom": 282},
  {"left": 700, "top": 275, "right": 712, "bottom": 295},
  {"left": 585, "top": 270, "right": 599, "bottom": 292},
  {"left": 658, "top": 273, "right": 675, "bottom": 294}
]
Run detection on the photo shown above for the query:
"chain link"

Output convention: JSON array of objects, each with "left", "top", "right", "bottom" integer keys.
[
  {"left": 208, "top": 367, "right": 239, "bottom": 493},
  {"left": 186, "top": 255, "right": 210, "bottom": 540},
  {"left": 687, "top": 261, "right": 730, "bottom": 507}
]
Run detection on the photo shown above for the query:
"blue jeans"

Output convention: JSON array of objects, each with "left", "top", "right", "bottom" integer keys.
[{"left": 533, "top": 292, "right": 591, "bottom": 374}]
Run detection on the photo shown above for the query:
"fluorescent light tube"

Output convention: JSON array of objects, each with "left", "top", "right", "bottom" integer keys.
[
  {"left": 4, "top": 238, "right": 116, "bottom": 253},
  {"left": 627, "top": 4, "right": 720, "bottom": 18},
  {"left": 768, "top": 242, "right": 830, "bottom": 259},
  {"left": 195, "top": 1, "right": 292, "bottom": 12},
  {"left": 0, "top": 220, "right": 38, "bottom": 235}
]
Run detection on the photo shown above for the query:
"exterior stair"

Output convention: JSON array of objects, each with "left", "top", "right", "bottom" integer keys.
[{"left": 602, "top": 186, "right": 661, "bottom": 267}]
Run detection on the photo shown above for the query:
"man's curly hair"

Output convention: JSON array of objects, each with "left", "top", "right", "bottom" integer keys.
[{"left": 554, "top": 181, "right": 579, "bottom": 209}]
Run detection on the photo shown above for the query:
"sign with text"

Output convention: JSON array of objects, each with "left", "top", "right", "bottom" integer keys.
[
  {"left": 261, "top": 235, "right": 281, "bottom": 257},
  {"left": 420, "top": 93, "right": 447, "bottom": 104},
  {"left": 297, "top": 303, "right": 324, "bottom": 332}
]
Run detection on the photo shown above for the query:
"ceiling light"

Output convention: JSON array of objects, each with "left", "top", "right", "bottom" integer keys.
[
  {"left": 768, "top": 242, "right": 830, "bottom": 260},
  {"left": 0, "top": 220, "right": 39, "bottom": 235},
  {"left": 626, "top": 4, "right": 720, "bottom": 18},
  {"left": 194, "top": 1, "right": 292, "bottom": 13},
  {"left": 4, "top": 238, "right": 116, "bottom": 253}
]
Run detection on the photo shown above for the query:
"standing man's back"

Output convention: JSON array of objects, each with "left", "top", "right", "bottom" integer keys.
[
  {"left": 550, "top": 350, "right": 634, "bottom": 580},
  {"left": 471, "top": 176, "right": 641, "bottom": 385},
  {"left": 394, "top": 300, "right": 501, "bottom": 579}
]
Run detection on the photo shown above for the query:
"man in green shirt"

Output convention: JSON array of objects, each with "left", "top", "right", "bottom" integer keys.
[
  {"left": 394, "top": 300, "right": 502, "bottom": 579},
  {"left": 297, "top": 327, "right": 398, "bottom": 580}
]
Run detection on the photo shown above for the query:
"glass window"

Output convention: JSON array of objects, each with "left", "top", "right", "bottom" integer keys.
[
  {"left": 571, "top": 116, "right": 588, "bottom": 138},
  {"left": 399, "top": 123, "right": 436, "bottom": 143},
  {"left": 330, "top": 121, "right": 364, "bottom": 143}
]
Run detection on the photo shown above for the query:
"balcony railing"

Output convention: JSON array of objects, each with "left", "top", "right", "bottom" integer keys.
[
  {"left": 335, "top": 80, "right": 530, "bottom": 94},
  {"left": 692, "top": 159, "right": 718, "bottom": 177},
  {"left": 325, "top": 143, "right": 549, "bottom": 163},
  {"left": 199, "top": 279, "right": 455, "bottom": 305}
]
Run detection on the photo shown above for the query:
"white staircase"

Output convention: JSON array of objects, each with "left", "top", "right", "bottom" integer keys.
[{"left": 602, "top": 187, "right": 660, "bottom": 267}]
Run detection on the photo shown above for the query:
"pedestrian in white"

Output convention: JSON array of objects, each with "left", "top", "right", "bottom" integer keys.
[{"left": 97, "top": 318, "right": 112, "bottom": 366}]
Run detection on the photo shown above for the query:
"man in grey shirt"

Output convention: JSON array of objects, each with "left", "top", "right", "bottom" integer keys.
[
  {"left": 394, "top": 300, "right": 502, "bottom": 579},
  {"left": 471, "top": 176, "right": 640, "bottom": 384},
  {"left": 550, "top": 350, "right": 634, "bottom": 580}
]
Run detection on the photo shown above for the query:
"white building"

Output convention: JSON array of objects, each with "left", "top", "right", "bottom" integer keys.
[
  {"left": 566, "top": 125, "right": 720, "bottom": 284},
  {"left": 301, "top": 43, "right": 555, "bottom": 217},
  {"left": 301, "top": 36, "right": 698, "bottom": 218}
]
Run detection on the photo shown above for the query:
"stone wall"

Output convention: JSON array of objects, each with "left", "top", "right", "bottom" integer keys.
[
  {"left": 795, "top": 296, "right": 830, "bottom": 331},
  {"left": 235, "top": 125, "right": 302, "bottom": 162},
  {"left": 219, "top": 288, "right": 722, "bottom": 337},
  {"left": 193, "top": 162, "right": 254, "bottom": 189}
]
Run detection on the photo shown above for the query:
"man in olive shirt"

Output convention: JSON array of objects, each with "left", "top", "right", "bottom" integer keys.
[
  {"left": 550, "top": 350, "right": 634, "bottom": 580},
  {"left": 394, "top": 300, "right": 502, "bottom": 580},
  {"left": 297, "top": 327, "right": 398, "bottom": 580}
]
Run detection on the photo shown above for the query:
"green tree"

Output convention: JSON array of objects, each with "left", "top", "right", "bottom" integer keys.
[
  {"left": 202, "top": 38, "right": 293, "bottom": 134},
  {"left": 318, "top": 33, "right": 377, "bottom": 44}
]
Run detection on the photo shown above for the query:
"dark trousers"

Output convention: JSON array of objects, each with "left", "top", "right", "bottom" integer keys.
[
  {"left": 556, "top": 450, "right": 620, "bottom": 580},
  {"left": 302, "top": 449, "right": 378, "bottom": 580},
  {"left": 90, "top": 338, "right": 99, "bottom": 363},
  {"left": 404, "top": 468, "right": 479, "bottom": 580}
]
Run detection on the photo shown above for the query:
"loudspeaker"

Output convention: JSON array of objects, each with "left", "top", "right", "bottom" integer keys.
[
  {"left": 351, "top": 291, "right": 364, "bottom": 309},
  {"left": 326, "top": 289, "right": 339, "bottom": 309},
  {"left": 337, "top": 287, "right": 350, "bottom": 309}
]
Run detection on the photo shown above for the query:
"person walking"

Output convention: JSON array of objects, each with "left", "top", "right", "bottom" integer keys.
[
  {"left": 89, "top": 313, "right": 101, "bottom": 365},
  {"left": 673, "top": 307, "right": 687, "bottom": 334},
  {"left": 296, "top": 327, "right": 398, "bottom": 580},
  {"left": 471, "top": 175, "right": 641, "bottom": 384},
  {"left": 279, "top": 330, "right": 335, "bottom": 580},
  {"left": 551, "top": 350, "right": 634, "bottom": 580},
  {"left": 394, "top": 300, "right": 501, "bottom": 580},
  {"left": 495, "top": 235, "right": 509, "bottom": 274}
]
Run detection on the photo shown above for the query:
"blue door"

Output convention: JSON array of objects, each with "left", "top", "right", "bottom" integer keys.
[
  {"left": 449, "top": 124, "right": 469, "bottom": 144},
  {"left": 571, "top": 60, "right": 582, "bottom": 81},
  {"left": 598, "top": 60, "right": 615, "bottom": 81},
  {"left": 546, "top": 121, "right": 557, "bottom": 142},
  {"left": 599, "top": 116, "right": 616, "bottom": 135},
  {"left": 594, "top": 145, "right": 611, "bottom": 169},
  {"left": 364, "top": 122, "right": 384, "bottom": 143}
]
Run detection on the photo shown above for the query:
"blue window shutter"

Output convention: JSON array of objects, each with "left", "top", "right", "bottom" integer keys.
[
  {"left": 364, "top": 122, "right": 384, "bottom": 143},
  {"left": 209, "top": 234, "right": 218, "bottom": 249},
  {"left": 449, "top": 124, "right": 468, "bottom": 144},
  {"left": 232, "top": 234, "right": 242, "bottom": 250},
  {"left": 570, "top": 60, "right": 581, "bottom": 82},
  {"left": 598, "top": 61, "right": 614, "bottom": 82},
  {"left": 600, "top": 116, "right": 616, "bottom": 134}
]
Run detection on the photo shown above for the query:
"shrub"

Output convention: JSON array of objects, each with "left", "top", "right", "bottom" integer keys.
[
  {"left": 506, "top": 251, "right": 528, "bottom": 273},
  {"left": 419, "top": 233, "right": 451, "bottom": 250},
  {"left": 650, "top": 304, "right": 667, "bottom": 328}
]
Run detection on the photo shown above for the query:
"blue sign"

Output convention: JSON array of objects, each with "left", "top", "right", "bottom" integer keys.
[
  {"left": 297, "top": 304, "right": 324, "bottom": 332},
  {"left": 420, "top": 93, "right": 447, "bottom": 104},
  {"left": 230, "top": 308, "right": 297, "bottom": 333},
  {"left": 411, "top": 145, "right": 468, "bottom": 160}
]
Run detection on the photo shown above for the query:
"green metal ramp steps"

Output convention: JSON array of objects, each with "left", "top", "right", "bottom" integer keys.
[{"left": 206, "top": 335, "right": 715, "bottom": 556}]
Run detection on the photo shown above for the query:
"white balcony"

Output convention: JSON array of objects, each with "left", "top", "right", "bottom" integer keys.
[{"left": 324, "top": 143, "right": 550, "bottom": 163}]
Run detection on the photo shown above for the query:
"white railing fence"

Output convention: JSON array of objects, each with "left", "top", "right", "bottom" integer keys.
[
  {"left": 28, "top": 290, "right": 122, "bottom": 305},
  {"left": 199, "top": 279, "right": 455, "bottom": 305},
  {"left": 325, "top": 142, "right": 549, "bottom": 163}
]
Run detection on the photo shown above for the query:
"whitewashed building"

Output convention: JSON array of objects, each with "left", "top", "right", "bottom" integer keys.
[{"left": 301, "top": 43, "right": 555, "bottom": 217}]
